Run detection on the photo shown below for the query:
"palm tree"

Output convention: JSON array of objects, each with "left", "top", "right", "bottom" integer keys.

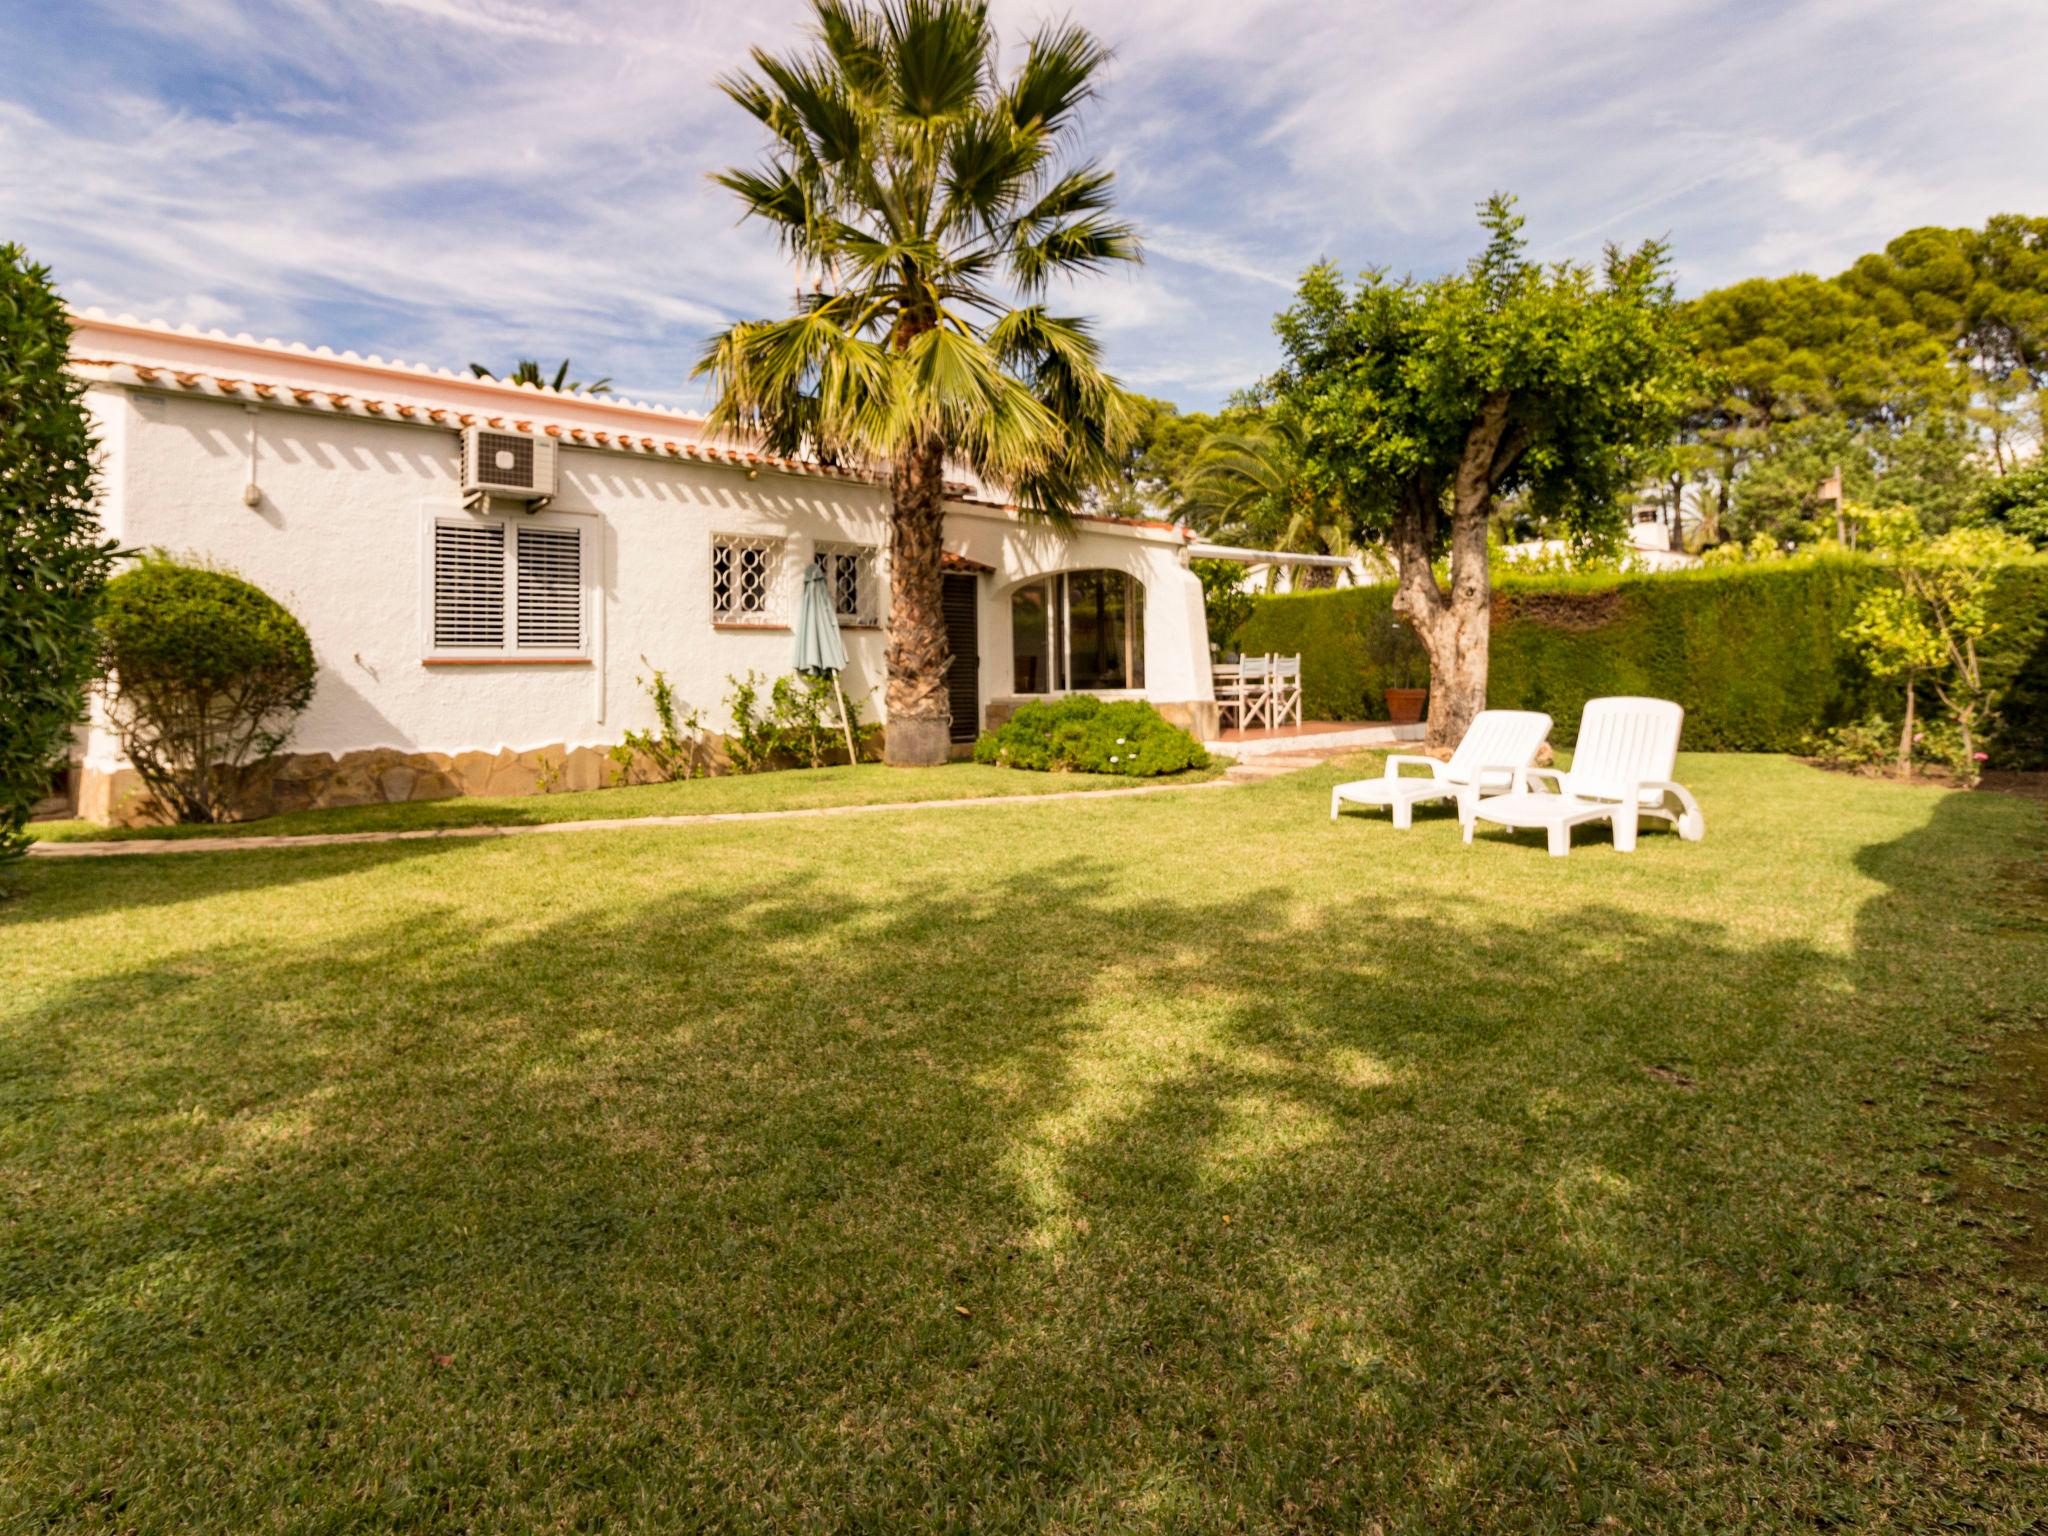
[
  {"left": 468, "top": 359, "right": 613, "bottom": 394},
  {"left": 1181, "top": 421, "right": 1355, "bottom": 590},
  {"left": 697, "top": 0, "right": 1141, "bottom": 765}
]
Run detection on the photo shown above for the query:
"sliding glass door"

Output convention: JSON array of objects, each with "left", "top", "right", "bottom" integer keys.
[{"left": 1009, "top": 571, "right": 1145, "bottom": 694}]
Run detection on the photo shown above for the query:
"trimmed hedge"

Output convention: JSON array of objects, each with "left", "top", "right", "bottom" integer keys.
[{"left": 1233, "top": 554, "right": 2048, "bottom": 765}]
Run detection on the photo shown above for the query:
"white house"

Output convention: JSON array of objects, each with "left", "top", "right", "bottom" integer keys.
[{"left": 65, "top": 312, "right": 1216, "bottom": 823}]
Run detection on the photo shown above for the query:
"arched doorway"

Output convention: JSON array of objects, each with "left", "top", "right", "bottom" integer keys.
[{"left": 1008, "top": 569, "right": 1145, "bottom": 694}]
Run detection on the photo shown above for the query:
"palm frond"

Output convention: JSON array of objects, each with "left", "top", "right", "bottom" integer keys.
[
  {"left": 1009, "top": 215, "right": 1142, "bottom": 293},
  {"left": 1004, "top": 20, "right": 1109, "bottom": 132},
  {"left": 881, "top": 0, "right": 992, "bottom": 124}
]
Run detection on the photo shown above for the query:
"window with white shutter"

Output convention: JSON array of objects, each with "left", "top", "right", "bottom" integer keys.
[
  {"left": 433, "top": 522, "right": 506, "bottom": 649},
  {"left": 516, "top": 526, "right": 583, "bottom": 649},
  {"left": 425, "top": 512, "right": 590, "bottom": 661}
]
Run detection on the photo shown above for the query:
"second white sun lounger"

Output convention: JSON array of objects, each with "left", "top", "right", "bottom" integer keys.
[
  {"left": 1464, "top": 696, "right": 1704, "bottom": 857},
  {"left": 1329, "top": 709, "right": 1552, "bottom": 829}
]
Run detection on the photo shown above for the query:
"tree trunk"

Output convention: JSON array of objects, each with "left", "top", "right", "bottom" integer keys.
[
  {"left": 883, "top": 434, "right": 953, "bottom": 767},
  {"left": 1897, "top": 677, "right": 1915, "bottom": 777},
  {"left": 1389, "top": 393, "right": 1517, "bottom": 751}
]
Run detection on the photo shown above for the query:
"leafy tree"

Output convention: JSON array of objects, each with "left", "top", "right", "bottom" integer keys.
[
  {"left": 1270, "top": 197, "right": 1688, "bottom": 746},
  {"left": 96, "top": 555, "right": 317, "bottom": 823},
  {"left": 1681, "top": 271, "right": 1956, "bottom": 542},
  {"left": 1846, "top": 508, "right": 2031, "bottom": 780},
  {"left": 1, "top": 245, "right": 120, "bottom": 872},
  {"left": 1838, "top": 216, "right": 2048, "bottom": 470},
  {"left": 1973, "top": 454, "right": 2048, "bottom": 546},
  {"left": 697, "top": 0, "right": 1139, "bottom": 765},
  {"left": 469, "top": 358, "right": 613, "bottom": 394}
]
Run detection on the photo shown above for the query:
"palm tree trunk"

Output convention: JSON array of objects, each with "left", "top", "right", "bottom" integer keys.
[{"left": 884, "top": 434, "right": 954, "bottom": 766}]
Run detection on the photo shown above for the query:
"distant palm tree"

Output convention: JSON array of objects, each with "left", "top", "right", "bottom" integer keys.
[
  {"left": 696, "top": 0, "right": 1141, "bottom": 765},
  {"left": 468, "top": 359, "right": 613, "bottom": 394},
  {"left": 1182, "top": 421, "right": 1354, "bottom": 589}
]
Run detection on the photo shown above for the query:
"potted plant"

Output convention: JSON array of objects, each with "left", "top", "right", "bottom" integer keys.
[{"left": 1368, "top": 615, "right": 1430, "bottom": 724}]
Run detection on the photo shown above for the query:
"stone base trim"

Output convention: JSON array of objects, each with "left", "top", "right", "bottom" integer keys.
[{"left": 77, "top": 742, "right": 659, "bottom": 828}]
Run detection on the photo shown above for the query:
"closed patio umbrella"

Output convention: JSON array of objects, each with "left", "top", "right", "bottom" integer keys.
[{"left": 793, "top": 563, "right": 860, "bottom": 766}]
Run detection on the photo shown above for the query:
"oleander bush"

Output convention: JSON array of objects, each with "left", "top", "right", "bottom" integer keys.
[
  {"left": 96, "top": 554, "right": 317, "bottom": 822},
  {"left": 1232, "top": 554, "right": 2048, "bottom": 765},
  {"left": 974, "top": 696, "right": 1209, "bottom": 776}
]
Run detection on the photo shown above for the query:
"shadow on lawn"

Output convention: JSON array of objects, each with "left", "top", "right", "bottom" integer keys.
[{"left": 5, "top": 783, "right": 2047, "bottom": 1530}]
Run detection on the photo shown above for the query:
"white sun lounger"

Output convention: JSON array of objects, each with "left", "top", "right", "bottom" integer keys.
[
  {"left": 1464, "top": 696, "right": 1705, "bottom": 857},
  {"left": 1329, "top": 709, "right": 1553, "bottom": 829}
]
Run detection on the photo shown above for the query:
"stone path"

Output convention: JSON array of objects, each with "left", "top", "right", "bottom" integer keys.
[{"left": 28, "top": 750, "right": 1364, "bottom": 860}]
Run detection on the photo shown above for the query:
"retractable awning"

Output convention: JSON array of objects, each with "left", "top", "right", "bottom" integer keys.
[{"left": 1185, "top": 541, "right": 1354, "bottom": 568}]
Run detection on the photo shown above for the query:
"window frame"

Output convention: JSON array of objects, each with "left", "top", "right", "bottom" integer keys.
[{"left": 419, "top": 505, "right": 595, "bottom": 664}]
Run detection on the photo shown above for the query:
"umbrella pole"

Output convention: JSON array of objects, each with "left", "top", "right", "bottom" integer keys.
[{"left": 832, "top": 673, "right": 859, "bottom": 765}]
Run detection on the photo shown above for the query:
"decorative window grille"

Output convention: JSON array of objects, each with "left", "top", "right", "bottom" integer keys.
[
  {"left": 711, "top": 533, "right": 787, "bottom": 623},
  {"left": 433, "top": 522, "right": 506, "bottom": 649},
  {"left": 812, "top": 541, "right": 881, "bottom": 626},
  {"left": 428, "top": 514, "right": 587, "bottom": 658}
]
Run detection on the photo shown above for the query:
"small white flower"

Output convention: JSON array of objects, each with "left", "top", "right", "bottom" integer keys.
[
  {"left": 1116, "top": 737, "right": 1126, "bottom": 744},
  {"left": 1110, "top": 755, "right": 1120, "bottom": 763}
]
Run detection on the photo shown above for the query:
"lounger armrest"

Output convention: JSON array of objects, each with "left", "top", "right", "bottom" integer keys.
[
  {"left": 1464, "top": 763, "right": 1527, "bottom": 795},
  {"left": 1637, "top": 779, "right": 1707, "bottom": 840},
  {"left": 1382, "top": 754, "right": 1443, "bottom": 780},
  {"left": 1512, "top": 766, "right": 1566, "bottom": 796}
]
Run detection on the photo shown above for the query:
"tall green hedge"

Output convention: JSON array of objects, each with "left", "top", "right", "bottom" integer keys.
[{"left": 1233, "top": 554, "right": 2048, "bottom": 764}]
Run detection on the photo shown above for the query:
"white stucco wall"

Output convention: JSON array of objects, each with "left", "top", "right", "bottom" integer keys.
[{"left": 77, "top": 382, "right": 1209, "bottom": 777}]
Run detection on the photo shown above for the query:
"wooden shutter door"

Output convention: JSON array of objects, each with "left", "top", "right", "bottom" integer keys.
[{"left": 942, "top": 573, "right": 980, "bottom": 744}]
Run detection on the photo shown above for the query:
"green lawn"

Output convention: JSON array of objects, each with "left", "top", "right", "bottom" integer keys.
[
  {"left": 3, "top": 754, "right": 2044, "bottom": 1532},
  {"left": 27, "top": 759, "right": 1223, "bottom": 842}
]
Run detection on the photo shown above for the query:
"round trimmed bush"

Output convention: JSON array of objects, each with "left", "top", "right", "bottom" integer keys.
[
  {"left": 973, "top": 696, "right": 1208, "bottom": 776},
  {"left": 98, "top": 554, "right": 316, "bottom": 822}
]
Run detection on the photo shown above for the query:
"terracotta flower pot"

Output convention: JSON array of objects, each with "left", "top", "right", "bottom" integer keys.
[{"left": 1384, "top": 687, "right": 1428, "bottom": 725}]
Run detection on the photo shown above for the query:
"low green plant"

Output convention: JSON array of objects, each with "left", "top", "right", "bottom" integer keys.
[
  {"left": 770, "top": 674, "right": 841, "bottom": 770},
  {"left": 611, "top": 668, "right": 706, "bottom": 784},
  {"left": 725, "top": 671, "right": 872, "bottom": 772},
  {"left": 533, "top": 753, "right": 562, "bottom": 794},
  {"left": 724, "top": 672, "right": 780, "bottom": 774},
  {"left": 95, "top": 553, "right": 316, "bottom": 823},
  {"left": 974, "top": 696, "right": 1208, "bottom": 776},
  {"left": 1803, "top": 715, "right": 1896, "bottom": 771}
]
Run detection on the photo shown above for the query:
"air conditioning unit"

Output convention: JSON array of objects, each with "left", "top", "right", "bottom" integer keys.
[{"left": 462, "top": 426, "right": 557, "bottom": 507}]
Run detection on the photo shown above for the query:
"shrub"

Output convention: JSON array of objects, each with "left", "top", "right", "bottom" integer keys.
[
  {"left": 723, "top": 670, "right": 875, "bottom": 772},
  {"left": 974, "top": 696, "right": 1209, "bottom": 776},
  {"left": 1235, "top": 553, "right": 2048, "bottom": 766},
  {"left": 611, "top": 668, "right": 708, "bottom": 784},
  {"left": 1, "top": 245, "right": 121, "bottom": 869},
  {"left": 97, "top": 554, "right": 317, "bottom": 822}
]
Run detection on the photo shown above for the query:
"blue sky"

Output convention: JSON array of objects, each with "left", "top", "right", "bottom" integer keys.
[{"left": 6, "top": 0, "right": 2047, "bottom": 412}]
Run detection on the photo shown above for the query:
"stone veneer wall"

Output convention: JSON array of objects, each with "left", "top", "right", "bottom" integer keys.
[{"left": 76, "top": 741, "right": 660, "bottom": 828}]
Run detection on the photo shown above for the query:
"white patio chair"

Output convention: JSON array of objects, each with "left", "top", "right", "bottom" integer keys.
[
  {"left": 1329, "top": 709, "right": 1551, "bottom": 829},
  {"left": 1463, "top": 696, "right": 1705, "bottom": 857},
  {"left": 1219, "top": 654, "right": 1274, "bottom": 732},
  {"left": 1270, "top": 654, "right": 1304, "bottom": 729}
]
